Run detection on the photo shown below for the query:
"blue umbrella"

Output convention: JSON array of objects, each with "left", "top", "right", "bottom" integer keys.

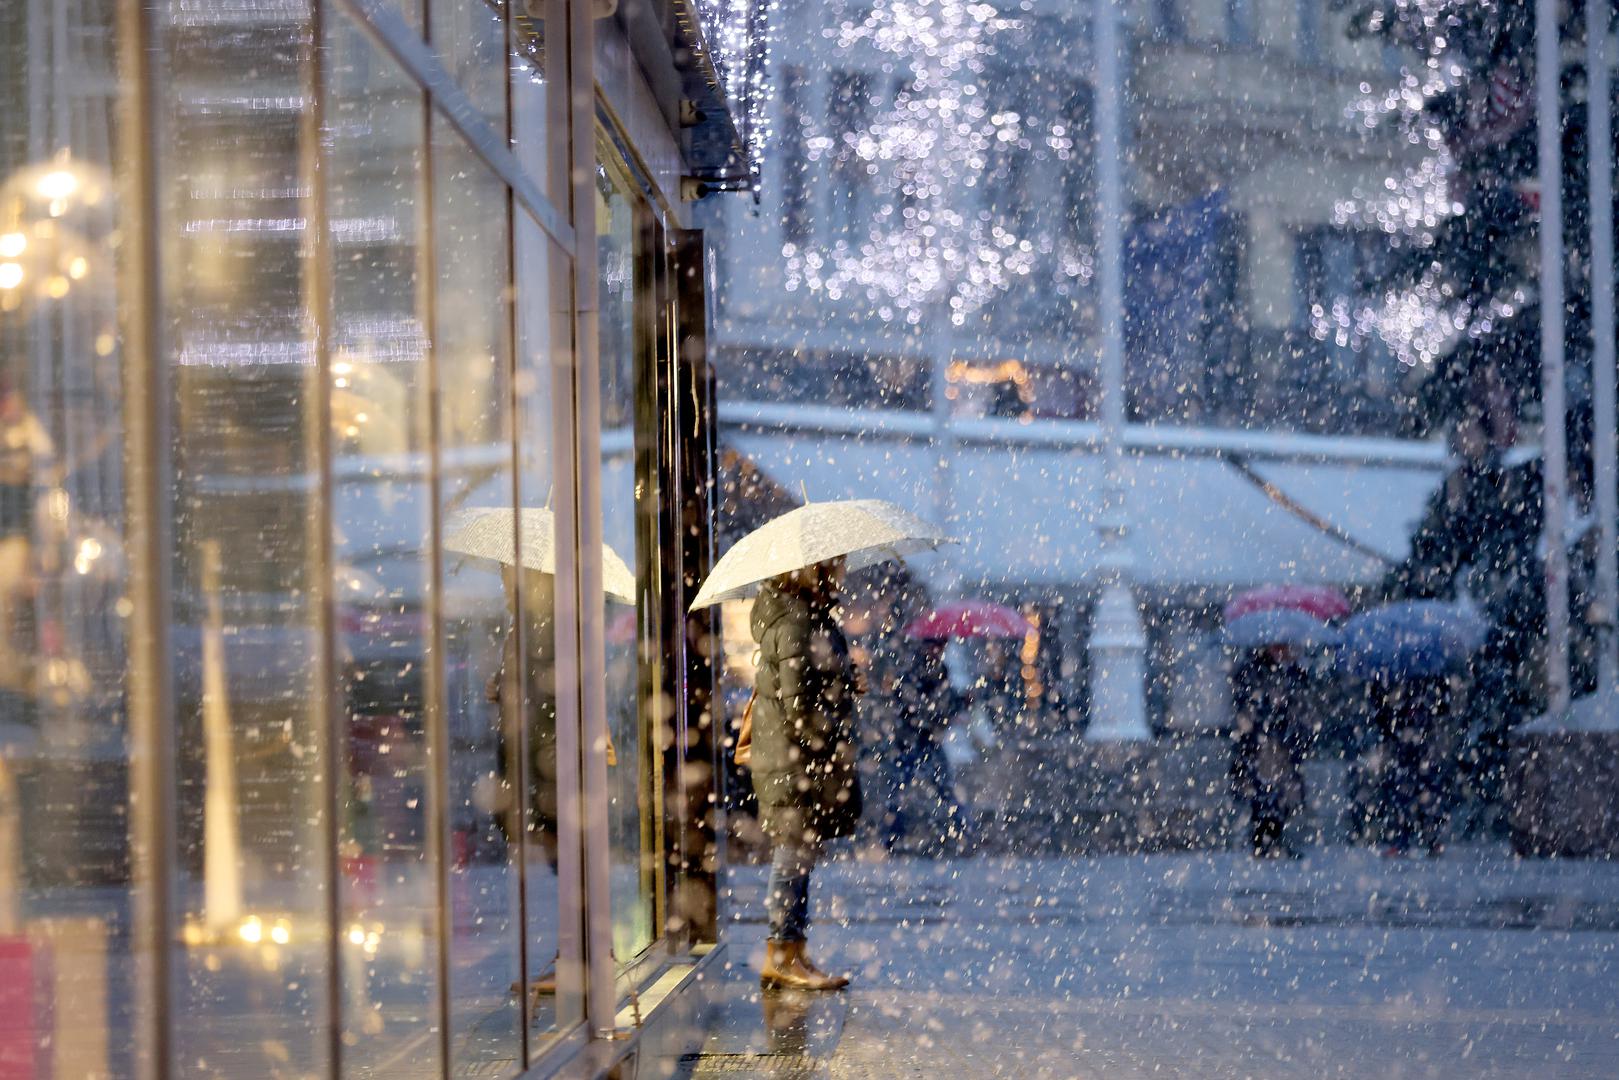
[
  {"left": 1339, "top": 601, "right": 1489, "bottom": 679},
  {"left": 1221, "top": 608, "right": 1342, "bottom": 651}
]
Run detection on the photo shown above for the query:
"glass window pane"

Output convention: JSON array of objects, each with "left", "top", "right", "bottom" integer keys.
[
  {"left": 596, "top": 152, "right": 658, "bottom": 969},
  {"left": 433, "top": 0, "right": 508, "bottom": 133},
  {"left": 161, "top": 5, "right": 332, "bottom": 1074},
  {"left": 432, "top": 120, "right": 522, "bottom": 1074},
  {"left": 0, "top": 2, "right": 135, "bottom": 1075},
  {"left": 514, "top": 216, "right": 573, "bottom": 1050},
  {"left": 325, "top": 12, "right": 439, "bottom": 1076}
]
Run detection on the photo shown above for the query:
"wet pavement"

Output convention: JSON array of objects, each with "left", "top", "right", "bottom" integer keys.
[{"left": 679, "top": 846, "right": 1619, "bottom": 1079}]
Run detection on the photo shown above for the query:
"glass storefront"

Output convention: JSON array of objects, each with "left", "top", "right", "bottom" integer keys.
[{"left": 0, "top": 0, "right": 733, "bottom": 1075}]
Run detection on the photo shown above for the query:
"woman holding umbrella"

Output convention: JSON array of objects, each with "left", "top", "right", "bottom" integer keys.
[
  {"left": 748, "top": 558, "right": 863, "bottom": 990},
  {"left": 691, "top": 497, "right": 951, "bottom": 991}
]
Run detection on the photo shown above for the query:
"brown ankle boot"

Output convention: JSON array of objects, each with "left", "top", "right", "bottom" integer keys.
[
  {"left": 796, "top": 944, "right": 850, "bottom": 990},
  {"left": 761, "top": 940, "right": 848, "bottom": 991}
]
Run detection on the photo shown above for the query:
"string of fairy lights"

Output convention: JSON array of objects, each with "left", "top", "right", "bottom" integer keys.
[{"left": 779, "top": 0, "right": 1090, "bottom": 327}]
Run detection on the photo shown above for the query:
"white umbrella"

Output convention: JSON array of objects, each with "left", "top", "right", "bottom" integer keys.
[
  {"left": 691, "top": 498, "right": 951, "bottom": 609},
  {"left": 444, "top": 507, "right": 638, "bottom": 604}
]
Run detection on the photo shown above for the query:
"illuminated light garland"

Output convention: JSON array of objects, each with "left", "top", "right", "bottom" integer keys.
[
  {"left": 780, "top": 0, "right": 1090, "bottom": 326},
  {"left": 1323, "top": 0, "right": 1530, "bottom": 369},
  {"left": 690, "top": 0, "right": 781, "bottom": 184}
]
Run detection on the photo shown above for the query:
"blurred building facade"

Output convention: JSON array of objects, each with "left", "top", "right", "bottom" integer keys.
[{"left": 706, "top": 0, "right": 1450, "bottom": 735}]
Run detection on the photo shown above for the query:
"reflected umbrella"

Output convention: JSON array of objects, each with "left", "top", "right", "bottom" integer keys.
[{"left": 444, "top": 506, "right": 637, "bottom": 604}]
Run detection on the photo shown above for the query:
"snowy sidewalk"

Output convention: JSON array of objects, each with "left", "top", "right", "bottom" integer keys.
[{"left": 683, "top": 847, "right": 1619, "bottom": 1079}]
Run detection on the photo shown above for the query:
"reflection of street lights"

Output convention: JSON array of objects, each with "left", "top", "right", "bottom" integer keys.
[{"left": 0, "top": 155, "right": 113, "bottom": 312}]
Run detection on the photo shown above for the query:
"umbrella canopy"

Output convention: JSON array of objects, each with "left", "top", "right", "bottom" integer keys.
[
  {"left": 1225, "top": 584, "right": 1352, "bottom": 623},
  {"left": 904, "top": 599, "right": 1032, "bottom": 640},
  {"left": 1339, "top": 600, "right": 1489, "bottom": 679},
  {"left": 444, "top": 507, "right": 638, "bottom": 604},
  {"left": 690, "top": 498, "right": 950, "bottom": 608},
  {"left": 1221, "top": 608, "right": 1344, "bottom": 651}
]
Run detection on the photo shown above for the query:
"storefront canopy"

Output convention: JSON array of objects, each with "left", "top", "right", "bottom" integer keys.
[{"left": 726, "top": 431, "right": 1445, "bottom": 590}]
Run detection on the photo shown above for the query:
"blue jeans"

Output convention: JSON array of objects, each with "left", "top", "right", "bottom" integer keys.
[{"left": 765, "top": 840, "right": 819, "bottom": 942}]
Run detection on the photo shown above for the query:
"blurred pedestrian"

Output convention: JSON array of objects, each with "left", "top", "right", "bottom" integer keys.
[
  {"left": 750, "top": 557, "right": 862, "bottom": 991},
  {"left": 1229, "top": 648, "right": 1307, "bottom": 859},
  {"left": 1369, "top": 674, "right": 1457, "bottom": 857},
  {"left": 881, "top": 636, "right": 968, "bottom": 852}
]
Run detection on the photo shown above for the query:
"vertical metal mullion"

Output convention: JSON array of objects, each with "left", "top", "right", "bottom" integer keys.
[
  {"left": 565, "top": 0, "right": 617, "bottom": 1037},
  {"left": 302, "top": 2, "right": 344, "bottom": 1076},
  {"left": 1588, "top": 0, "right": 1618, "bottom": 709},
  {"left": 1537, "top": 0, "right": 1571, "bottom": 718},
  {"left": 117, "top": 3, "right": 178, "bottom": 1077},
  {"left": 539, "top": 0, "right": 586, "bottom": 1039},
  {"left": 499, "top": 0, "right": 534, "bottom": 1064},
  {"left": 419, "top": 2, "right": 455, "bottom": 1072}
]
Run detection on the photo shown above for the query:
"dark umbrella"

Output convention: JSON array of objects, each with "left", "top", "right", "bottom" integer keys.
[
  {"left": 1221, "top": 608, "right": 1343, "bottom": 651},
  {"left": 1339, "top": 601, "right": 1489, "bottom": 679}
]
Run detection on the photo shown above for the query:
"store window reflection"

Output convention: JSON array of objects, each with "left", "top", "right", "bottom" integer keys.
[
  {"left": 325, "top": 12, "right": 440, "bottom": 1078},
  {"left": 0, "top": 0, "right": 131, "bottom": 1073},
  {"left": 596, "top": 153, "right": 658, "bottom": 968},
  {"left": 163, "top": 2, "right": 331, "bottom": 1073},
  {"left": 433, "top": 114, "right": 525, "bottom": 1071}
]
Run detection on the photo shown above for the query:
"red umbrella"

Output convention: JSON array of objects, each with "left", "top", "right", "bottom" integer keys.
[
  {"left": 1224, "top": 584, "right": 1351, "bottom": 624},
  {"left": 904, "top": 600, "right": 1033, "bottom": 640}
]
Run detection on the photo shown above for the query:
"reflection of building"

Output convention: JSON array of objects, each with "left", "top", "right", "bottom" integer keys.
[
  {"left": 708, "top": 0, "right": 1447, "bottom": 734},
  {"left": 5, "top": 0, "right": 758, "bottom": 1075}
]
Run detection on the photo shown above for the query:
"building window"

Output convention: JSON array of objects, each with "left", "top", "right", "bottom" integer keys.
[
  {"left": 1227, "top": 0, "right": 1254, "bottom": 45},
  {"left": 780, "top": 65, "right": 812, "bottom": 244},
  {"left": 1155, "top": 0, "right": 1185, "bottom": 42},
  {"left": 828, "top": 69, "right": 877, "bottom": 241},
  {"left": 1297, "top": 0, "right": 1322, "bottom": 63}
]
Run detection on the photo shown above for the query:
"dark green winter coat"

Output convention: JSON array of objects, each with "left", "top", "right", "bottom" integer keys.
[{"left": 749, "top": 580, "right": 863, "bottom": 843}]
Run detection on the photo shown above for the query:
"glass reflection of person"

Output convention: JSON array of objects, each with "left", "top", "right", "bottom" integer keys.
[
  {"left": 488, "top": 567, "right": 561, "bottom": 1000},
  {"left": 488, "top": 566, "right": 615, "bottom": 1003},
  {"left": 489, "top": 566, "right": 569, "bottom": 854}
]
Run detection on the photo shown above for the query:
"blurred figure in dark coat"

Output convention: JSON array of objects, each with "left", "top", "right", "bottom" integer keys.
[
  {"left": 880, "top": 637, "right": 967, "bottom": 852},
  {"left": 1229, "top": 648, "right": 1307, "bottom": 859}
]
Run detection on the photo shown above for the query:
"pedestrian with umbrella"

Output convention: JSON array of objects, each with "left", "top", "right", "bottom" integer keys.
[
  {"left": 882, "top": 600, "right": 1028, "bottom": 852},
  {"left": 1339, "top": 600, "right": 1489, "bottom": 856},
  {"left": 1221, "top": 586, "right": 1348, "bottom": 859},
  {"left": 691, "top": 498, "right": 950, "bottom": 991}
]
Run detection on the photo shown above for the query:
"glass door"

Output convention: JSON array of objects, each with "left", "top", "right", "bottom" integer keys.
[{"left": 593, "top": 144, "right": 663, "bottom": 974}]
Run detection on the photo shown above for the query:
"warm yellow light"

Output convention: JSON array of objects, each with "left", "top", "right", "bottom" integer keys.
[
  {"left": 0, "top": 234, "right": 24, "bottom": 258},
  {"left": 95, "top": 333, "right": 116, "bottom": 356},
  {"left": 348, "top": 925, "right": 367, "bottom": 946},
  {"left": 68, "top": 257, "right": 88, "bottom": 280},
  {"left": 36, "top": 169, "right": 78, "bottom": 201},
  {"left": 332, "top": 360, "right": 353, "bottom": 376},
  {"left": 238, "top": 916, "right": 264, "bottom": 944},
  {"left": 0, "top": 263, "right": 22, "bottom": 290},
  {"left": 269, "top": 923, "right": 291, "bottom": 946},
  {"left": 45, "top": 276, "right": 70, "bottom": 299}
]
